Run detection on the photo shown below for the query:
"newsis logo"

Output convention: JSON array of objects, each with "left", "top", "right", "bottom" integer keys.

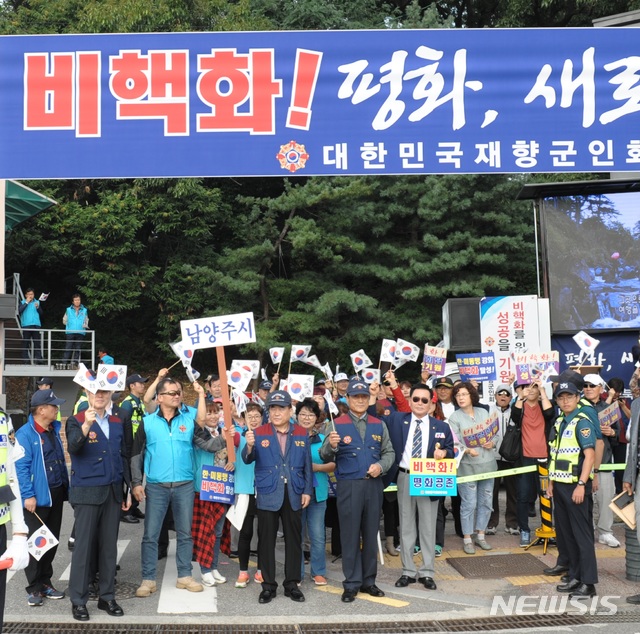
[{"left": 490, "top": 594, "right": 618, "bottom": 616}]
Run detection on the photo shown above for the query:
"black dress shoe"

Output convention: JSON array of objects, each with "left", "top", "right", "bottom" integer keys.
[
  {"left": 560, "top": 574, "right": 570, "bottom": 583},
  {"left": 627, "top": 594, "right": 640, "bottom": 604},
  {"left": 98, "top": 599, "right": 124, "bottom": 616},
  {"left": 557, "top": 578, "right": 581, "bottom": 592},
  {"left": 284, "top": 587, "right": 305, "bottom": 602},
  {"left": 395, "top": 575, "right": 416, "bottom": 588},
  {"left": 341, "top": 589, "right": 357, "bottom": 603},
  {"left": 131, "top": 508, "right": 145, "bottom": 519},
  {"left": 418, "top": 577, "right": 437, "bottom": 590},
  {"left": 570, "top": 583, "right": 596, "bottom": 598},
  {"left": 120, "top": 514, "right": 139, "bottom": 524},
  {"left": 543, "top": 564, "right": 568, "bottom": 576},
  {"left": 258, "top": 589, "right": 276, "bottom": 604},
  {"left": 72, "top": 604, "right": 89, "bottom": 621},
  {"left": 361, "top": 585, "right": 385, "bottom": 597},
  {"left": 157, "top": 549, "right": 167, "bottom": 560}
]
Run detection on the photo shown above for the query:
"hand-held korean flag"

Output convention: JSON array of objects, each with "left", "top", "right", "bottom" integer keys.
[
  {"left": 573, "top": 330, "right": 600, "bottom": 354},
  {"left": 232, "top": 388, "right": 249, "bottom": 415},
  {"left": 350, "top": 349, "right": 373, "bottom": 374},
  {"left": 302, "top": 354, "right": 323, "bottom": 370},
  {"left": 291, "top": 345, "right": 312, "bottom": 363},
  {"left": 362, "top": 368, "right": 381, "bottom": 384},
  {"left": 27, "top": 524, "right": 59, "bottom": 561},
  {"left": 73, "top": 363, "right": 98, "bottom": 395},
  {"left": 321, "top": 363, "right": 334, "bottom": 380},
  {"left": 96, "top": 365, "right": 127, "bottom": 391},
  {"left": 324, "top": 389, "right": 339, "bottom": 416},
  {"left": 186, "top": 366, "right": 200, "bottom": 383},
  {"left": 231, "top": 360, "right": 260, "bottom": 379},
  {"left": 269, "top": 347, "right": 285, "bottom": 365},
  {"left": 170, "top": 339, "right": 194, "bottom": 367},
  {"left": 380, "top": 339, "right": 396, "bottom": 364},
  {"left": 285, "top": 374, "right": 314, "bottom": 399},
  {"left": 227, "top": 367, "right": 253, "bottom": 393},
  {"left": 394, "top": 339, "right": 420, "bottom": 366}
]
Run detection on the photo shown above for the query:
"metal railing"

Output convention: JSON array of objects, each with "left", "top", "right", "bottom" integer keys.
[{"left": 2, "top": 327, "right": 96, "bottom": 370}]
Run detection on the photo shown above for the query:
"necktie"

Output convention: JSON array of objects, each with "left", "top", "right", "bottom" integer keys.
[{"left": 412, "top": 420, "right": 423, "bottom": 458}]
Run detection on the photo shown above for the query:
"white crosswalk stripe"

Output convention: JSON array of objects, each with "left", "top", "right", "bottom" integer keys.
[{"left": 58, "top": 539, "right": 130, "bottom": 581}]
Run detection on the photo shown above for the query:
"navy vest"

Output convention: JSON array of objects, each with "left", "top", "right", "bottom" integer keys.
[{"left": 333, "top": 414, "right": 383, "bottom": 480}]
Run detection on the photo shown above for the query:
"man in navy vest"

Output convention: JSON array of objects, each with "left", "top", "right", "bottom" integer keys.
[
  {"left": 242, "top": 390, "right": 312, "bottom": 604},
  {"left": 381, "top": 382, "right": 454, "bottom": 590},
  {"left": 320, "top": 379, "right": 394, "bottom": 603},
  {"left": 66, "top": 387, "right": 130, "bottom": 622}
]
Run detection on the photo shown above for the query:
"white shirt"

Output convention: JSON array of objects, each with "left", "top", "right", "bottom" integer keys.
[
  {"left": 441, "top": 401, "right": 455, "bottom": 421},
  {"left": 399, "top": 415, "right": 429, "bottom": 470}
]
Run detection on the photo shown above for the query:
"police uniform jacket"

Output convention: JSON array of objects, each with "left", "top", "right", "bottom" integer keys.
[{"left": 241, "top": 423, "right": 312, "bottom": 512}]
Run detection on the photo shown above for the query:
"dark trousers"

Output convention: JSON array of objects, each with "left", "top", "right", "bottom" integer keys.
[
  {"left": 553, "top": 481, "right": 598, "bottom": 585},
  {"left": 382, "top": 491, "right": 399, "bottom": 544},
  {"left": 489, "top": 461, "right": 518, "bottom": 530},
  {"left": 337, "top": 478, "right": 383, "bottom": 591},
  {"left": 24, "top": 486, "right": 65, "bottom": 594},
  {"left": 256, "top": 487, "right": 302, "bottom": 593},
  {"left": 68, "top": 489, "right": 120, "bottom": 606},
  {"left": 0, "top": 524, "right": 6, "bottom": 634},
  {"left": 238, "top": 494, "right": 258, "bottom": 571},
  {"left": 63, "top": 334, "right": 84, "bottom": 362},
  {"left": 517, "top": 457, "right": 540, "bottom": 532},
  {"left": 22, "top": 327, "right": 42, "bottom": 361},
  {"left": 325, "top": 497, "right": 341, "bottom": 556},
  {"left": 436, "top": 498, "right": 445, "bottom": 547}
]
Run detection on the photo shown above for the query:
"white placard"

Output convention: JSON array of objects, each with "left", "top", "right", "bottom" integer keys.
[{"left": 180, "top": 312, "right": 256, "bottom": 350}]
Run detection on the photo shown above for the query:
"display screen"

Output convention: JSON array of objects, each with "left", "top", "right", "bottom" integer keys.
[{"left": 542, "top": 192, "right": 640, "bottom": 333}]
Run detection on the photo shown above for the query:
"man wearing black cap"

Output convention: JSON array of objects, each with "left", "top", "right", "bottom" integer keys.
[
  {"left": 15, "top": 390, "right": 68, "bottom": 607},
  {"left": 242, "top": 390, "right": 312, "bottom": 604},
  {"left": 547, "top": 382, "right": 598, "bottom": 599},
  {"left": 320, "top": 379, "right": 395, "bottom": 603},
  {"left": 119, "top": 374, "right": 149, "bottom": 524}
]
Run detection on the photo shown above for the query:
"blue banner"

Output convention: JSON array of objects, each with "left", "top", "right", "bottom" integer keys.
[
  {"left": 2, "top": 28, "right": 640, "bottom": 178},
  {"left": 200, "top": 465, "right": 234, "bottom": 504},
  {"left": 456, "top": 352, "right": 497, "bottom": 382}
]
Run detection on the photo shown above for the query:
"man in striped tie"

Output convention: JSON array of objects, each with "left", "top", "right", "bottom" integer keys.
[{"left": 380, "top": 382, "right": 454, "bottom": 591}]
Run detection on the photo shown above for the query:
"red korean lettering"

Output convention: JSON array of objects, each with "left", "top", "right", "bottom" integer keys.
[
  {"left": 197, "top": 48, "right": 282, "bottom": 134},
  {"left": 110, "top": 50, "right": 189, "bottom": 135}
]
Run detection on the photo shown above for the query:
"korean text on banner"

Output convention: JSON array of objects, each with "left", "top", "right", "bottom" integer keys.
[
  {"left": 180, "top": 312, "right": 256, "bottom": 350},
  {"left": 409, "top": 458, "right": 457, "bottom": 496},
  {"left": 456, "top": 352, "right": 497, "bottom": 382},
  {"left": 422, "top": 345, "right": 447, "bottom": 377},
  {"left": 461, "top": 412, "right": 500, "bottom": 448},
  {"left": 598, "top": 402, "right": 621, "bottom": 428},
  {"left": 200, "top": 465, "right": 235, "bottom": 504}
]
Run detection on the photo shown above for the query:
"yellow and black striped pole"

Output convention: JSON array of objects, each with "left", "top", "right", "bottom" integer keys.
[{"left": 525, "top": 459, "right": 556, "bottom": 554}]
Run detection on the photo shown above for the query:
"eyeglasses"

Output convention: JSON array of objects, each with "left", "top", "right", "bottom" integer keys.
[
  {"left": 298, "top": 412, "right": 317, "bottom": 419},
  {"left": 496, "top": 392, "right": 510, "bottom": 397},
  {"left": 159, "top": 391, "right": 181, "bottom": 397},
  {"left": 412, "top": 396, "right": 431, "bottom": 404},
  {"left": 245, "top": 415, "right": 262, "bottom": 421},
  {"left": 583, "top": 383, "right": 599, "bottom": 389}
]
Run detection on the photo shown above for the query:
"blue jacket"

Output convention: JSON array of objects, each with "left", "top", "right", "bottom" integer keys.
[
  {"left": 382, "top": 411, "right": 454, "bottom": 486},
  {"left": 15, "top": 416, "right": 68, "bottom": 506},
  {"left": 242, "top": 423, "right": 313, "bottom": 512},
  {"left": 332, "top": 414, "right": 383, "bottom": 481},
  {"left": 64, "top": 304, "right": 88, "bottom": 334},
  {"left": 19, "top": 300, "right": 42, "bottom": 327}
]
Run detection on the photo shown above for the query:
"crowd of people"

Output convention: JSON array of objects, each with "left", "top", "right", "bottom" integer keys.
[{"left": 1, "top": 357, "right": 640, "bottom": 624}]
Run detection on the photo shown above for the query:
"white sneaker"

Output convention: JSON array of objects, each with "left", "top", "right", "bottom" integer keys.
[
  {"left": 201, "top": 572, "right": 216, "bottom": 587},
  {"left": 212, "top": 570, "right": 226, "bottom": 584},
  {"left": 598, "top": 533, "right": 620, "bottom": 548}
]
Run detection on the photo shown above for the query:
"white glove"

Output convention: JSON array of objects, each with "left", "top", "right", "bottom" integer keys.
[{"left": 1, "top": 534, "right": 30, "bottom": 571}]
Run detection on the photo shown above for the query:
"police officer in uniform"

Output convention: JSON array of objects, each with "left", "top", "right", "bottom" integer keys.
[
  {"left": 547, "top": 382, "right": 597, "bottom": 598},
  {"left": 320, "top": 379, "right": 395, "bottom": 603}
]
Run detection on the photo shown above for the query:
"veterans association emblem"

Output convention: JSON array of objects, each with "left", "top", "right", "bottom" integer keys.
[
  {"left": 276, "top": 141, "right": 309, "bottom": 172},
  {"left": 343, "top": 436, "right": 352, "bottom": 445},
  {"left": 88, "top": 431, "right": 97, "bottom": 440},
  {"left": 179, "top": 425, "right": 187, "bottom": 433},
  {"left": 261, "top": 439, "right": 270, "bottom": 448}
]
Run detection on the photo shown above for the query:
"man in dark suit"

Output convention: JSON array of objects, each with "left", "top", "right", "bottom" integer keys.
[
  {"left": 623, "top": 394, "right": 640, "bottom": 604},
  {"left": 379, "top": 381, "right": 454, "bottom": 590},
  {"left": 66, "top": 387, "right": 130, "bottom": 621}
]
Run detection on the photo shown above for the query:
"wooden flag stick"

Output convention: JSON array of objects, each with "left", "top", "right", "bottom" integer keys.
[
  {"left": 166, "top": 358, "right": 182, "bottom": 371},
  {"left": 216, "top": 346, "right": 236, "bottom": 464}
]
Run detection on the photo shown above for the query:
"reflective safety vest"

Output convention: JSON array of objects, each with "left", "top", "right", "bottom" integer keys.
[
  {"left": 0, "top": 409, "right": 12, "bottom": 526},
  {"left": 548, "top": 411, "right": 593, "bottom": 483},
  {"left": 73, "top": 394, "right": 88, "bottom": 415},
  {"left": 121, "top": 394, "right": 146, "bottom": 436}
]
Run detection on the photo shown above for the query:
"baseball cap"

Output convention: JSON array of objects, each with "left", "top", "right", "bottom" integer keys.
[
  {"left": 549, "top": 369, "right": 585, "bottom": 390},
  {"left": 554, "top": 382, "right": 579, "bottom": 398},
  {"left": 583, "top": 373, "right": 605, "bottom": 387},
  {"left": 495, "top": 384, "right": 512, "bottom": 396},
  {"left": 435, "top": 377, "right": 454, "bottom": 388},
  {"left": 37, "top": 377, "right": 54, "bottom": 386},
  {"left": 31, "top": 390, "right": 65, "bottom": 408},
  {"left": 267, "top": 390, "right": 292, "bottom": 407},
  {"left": 127, "top": 374, "right": 149, "bottom": 386},
  {"left": 334, "top": 373, "right": 349, "bottom": 383},
  {"left": 346, "top": 379, "right": 369, "bottom": 396},
  {"left": 258, "top": 380, "right": 273, "bottom": 391}
]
